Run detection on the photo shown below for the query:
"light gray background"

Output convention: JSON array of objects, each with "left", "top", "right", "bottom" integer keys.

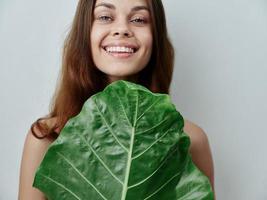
[{"left": 1, "top": 0, "right": 266, "bottom": 199}]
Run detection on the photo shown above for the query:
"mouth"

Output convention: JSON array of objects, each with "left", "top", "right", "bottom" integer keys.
[{"left": 102, "top": 45, "right": 139, "bottom": 58}]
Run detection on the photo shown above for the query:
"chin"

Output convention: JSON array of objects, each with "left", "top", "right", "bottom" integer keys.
[{"left": 102, "top": 65, "right": 139, "bottom": 76}]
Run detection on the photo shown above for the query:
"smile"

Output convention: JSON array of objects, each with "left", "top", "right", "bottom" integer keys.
[
  {"left": 102, "top": 46, "right": 138, "bottom": 59},
  {"left": 105, "top": 46, "right": 135, "bottom": 53}
]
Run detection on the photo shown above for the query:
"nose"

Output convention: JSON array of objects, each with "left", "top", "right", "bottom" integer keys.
[
  {"left": 113, "top": 31, "right": 131, "bottom": 37},
  {"left": 111, "top": 20, "right": 133, "bottom": 38}
]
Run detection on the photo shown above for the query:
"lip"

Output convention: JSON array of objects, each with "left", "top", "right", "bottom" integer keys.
[
  {"left": 102, "top": 48, "right": 136, "bottom": 59},
  {"left": 101, "top": 42, "right": 139, "bottom": 59},
  {"left": 102, "top": 42, "right": 139, "bottom": 52}
]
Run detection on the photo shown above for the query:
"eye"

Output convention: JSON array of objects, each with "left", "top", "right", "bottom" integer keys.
[
  {"left": 96, "top": 15, "right": 113, "bottom": 22},
  {"left": 131, "top": 17, "right": 146, "bottom": 24}
]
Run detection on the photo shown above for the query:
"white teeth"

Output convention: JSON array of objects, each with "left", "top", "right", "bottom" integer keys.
[{"left": 105, "top": 46, "right": 135, "bottom": 53}]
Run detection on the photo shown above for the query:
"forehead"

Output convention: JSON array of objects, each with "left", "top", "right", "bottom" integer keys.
[{"left": 94, "top": 0, "right": 149, "bottom": 12}]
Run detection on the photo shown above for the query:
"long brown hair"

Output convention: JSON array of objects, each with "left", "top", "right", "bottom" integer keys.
[{"left": 31, "top": 0, "right": 174, "bottom": 139}]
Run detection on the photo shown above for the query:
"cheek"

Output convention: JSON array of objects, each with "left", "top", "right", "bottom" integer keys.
[
  {"left": 142, "top": 32, "right": 153, "bottom": 56},
  {"left": 138, "top": 29, "right": 153, "bottom": 51},
  {"left": 90, "top": 35, "right": 99, "bottom": 50},
  {"left": 90, "top": 26, "right": 106, "bottom": 49},
  {"left": 146, "top": 32, "right": 153, "bottom": 46},
  {"left": 143, "top": 33, "right": 153, "bottom": 69}
]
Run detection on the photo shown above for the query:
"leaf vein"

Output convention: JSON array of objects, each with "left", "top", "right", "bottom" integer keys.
[
  {"left": 143, "top": 171, "right": 181, "bottom": 200},
  {"left": 57, "top": 152, "right": 108, "bottom": 200},
  {"left": 135, "top": 117, "right": 171, "bottom": 136},
  {"left": 132, "top": 128, "right": 174, "bottom": 160},
  {"left": 128, "top": 145, "right": 179, "bottom": 189},
  {"left": 121, "top": 91, "right": 139, "bottom": 200},
  {"left": 136, "top": 97, "right": 162, "bottom": 123},
  {"left": 39, "top": 173, "right": 81, "bottom": 200},
  {"left": 78, "top": 134, "right": 123, "bottom": 185},
  {"left": 114, "top": 92, "right": 133, "bottom": 127},
  {"left": 93, "top": 99, "right": 129, "bottom": 153}
]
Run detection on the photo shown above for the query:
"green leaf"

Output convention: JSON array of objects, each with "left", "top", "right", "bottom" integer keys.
[{"left": 33, "top": 80, "right": 214, "bottom": 200}]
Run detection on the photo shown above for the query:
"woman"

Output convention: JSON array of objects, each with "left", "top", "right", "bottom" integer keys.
[{"left": 19, "top": 0, "right": 215, "bottom": 199}]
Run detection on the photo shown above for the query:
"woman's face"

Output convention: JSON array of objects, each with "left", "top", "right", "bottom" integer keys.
[{"left": 90, "top": 0, "right": 153, "bottom": 83}]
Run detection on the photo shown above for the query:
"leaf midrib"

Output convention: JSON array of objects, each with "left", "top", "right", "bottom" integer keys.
[{"left": 120, "top": 90, "right": 139, "bottom": 199}]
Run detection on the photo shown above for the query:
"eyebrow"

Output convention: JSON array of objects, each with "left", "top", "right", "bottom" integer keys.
[
  {"left": 94, "top": 3, "right": 150, "bottom": 12},
  {"left": 95, "top": 2, "right": 115, "bottom": 9},
  {"left": 132, "top": 5, "right": 150, "bottom": 12}
]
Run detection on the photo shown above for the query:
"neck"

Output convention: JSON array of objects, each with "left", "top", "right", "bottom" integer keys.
[{"left": 108, "top": 74, "right": 139, "bottom": 84}]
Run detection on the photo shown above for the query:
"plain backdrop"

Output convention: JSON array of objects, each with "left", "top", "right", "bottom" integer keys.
[{"left": 1, "top": 0, "right": 267, "bottom": 199}]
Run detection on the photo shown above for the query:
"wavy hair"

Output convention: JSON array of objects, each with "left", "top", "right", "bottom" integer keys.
[{"left": 31, "top": 0, "right": 174, "bottom": 139}]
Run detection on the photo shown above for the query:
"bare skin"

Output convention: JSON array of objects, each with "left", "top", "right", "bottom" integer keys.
[
  {"left": 18, "top": 118, "right": 215, "bottom": 199},
  {"left": 183, "top": 120, "right": 215, "bottom": 195}
]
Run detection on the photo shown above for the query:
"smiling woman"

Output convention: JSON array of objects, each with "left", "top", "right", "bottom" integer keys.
[
  {"left": 18, "top": 0, "right": 215, "bottom": 199},
  {"left": 91, "top": 1, "right": 153, "bottom": 82}
]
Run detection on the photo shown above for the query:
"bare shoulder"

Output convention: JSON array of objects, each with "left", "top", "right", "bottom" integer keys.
[
  {"left": 18, "top": 119, "right": 56, "bottom": 200},
  {"left": 183, "top": 119, "right": 209, "bottom": 152},
  {"left": 183, "top": 119, "right": 215, "bottom": 193}
]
